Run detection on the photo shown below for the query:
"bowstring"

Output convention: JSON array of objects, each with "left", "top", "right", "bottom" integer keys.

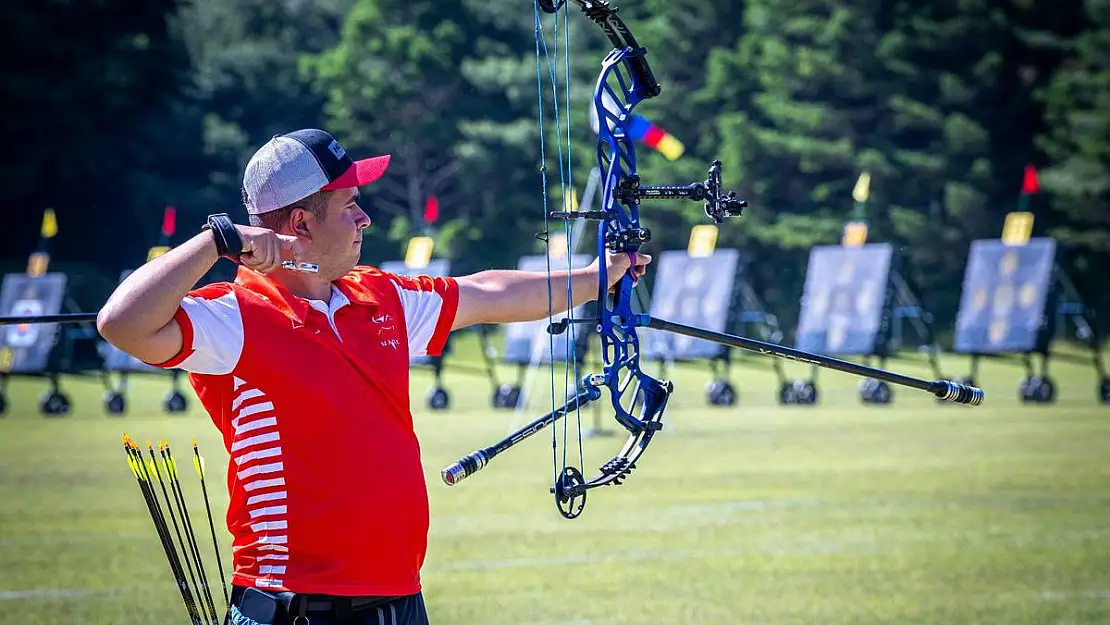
[
  {"left": 560, "top": 0, "right": 585, "bottom": 478},
  {"left": 531, "top": 1, "right": 560, "bottom": 491},
  {"left": 534, "top": 0, "right": 585, "bottom": 491}
]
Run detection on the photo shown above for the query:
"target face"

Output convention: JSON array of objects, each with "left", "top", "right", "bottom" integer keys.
[
  {"left": 502, "top": 254, "right": 594, "bottom": 364},
  {"left": 794, "top": 243, "right": 893, "bottom": 355},
  {"left": 0, "top": 273, "right": 67, "bottom": 373},
  {"left": 954, "top": 238, "right": 1055, "bottom": 353},
  {"left": 640, "top": 249, "right": 741, "bottom": 361}
]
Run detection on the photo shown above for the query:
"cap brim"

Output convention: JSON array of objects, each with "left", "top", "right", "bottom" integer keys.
[{"left": 321, "top": 154, "right": 391, "bottom": 191}]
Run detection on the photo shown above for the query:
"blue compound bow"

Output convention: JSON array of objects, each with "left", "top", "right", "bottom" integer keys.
[{"left": 441, "top": 0, "right": 983, "bottom": 519}]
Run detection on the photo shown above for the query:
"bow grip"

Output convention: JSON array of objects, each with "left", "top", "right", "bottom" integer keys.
[
  {"left": 441, "top": 449, "right": 489, "bottom": 486},
  {"left": 932, "top": 380, "right": 984, "bottom": 406}
]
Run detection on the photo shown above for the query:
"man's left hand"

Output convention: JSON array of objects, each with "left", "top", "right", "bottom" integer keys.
[{"left": 601, "top": 251, "right": 652, "bottom": 291}]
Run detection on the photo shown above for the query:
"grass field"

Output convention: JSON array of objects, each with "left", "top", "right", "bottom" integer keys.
[{"left": 1, "top": 334, "right": 1108, "bottom": 625}]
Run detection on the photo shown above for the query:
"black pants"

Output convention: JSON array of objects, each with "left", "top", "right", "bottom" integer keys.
[{"left": 227, "top": 585, "right": 430, "bottom": 625}]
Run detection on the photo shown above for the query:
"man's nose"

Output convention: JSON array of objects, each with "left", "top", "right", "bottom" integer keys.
[{"left": 355, "top": 205, "right": 371, "bottom": 228}]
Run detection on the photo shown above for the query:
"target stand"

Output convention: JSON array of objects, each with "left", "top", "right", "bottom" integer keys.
[
  {"left": 639, "top": 244, "right": 786, "bottom": 407},
  {"left": 954, "top": 232, "right": 1108, "bottom": 405},
  {"left": 782, "top": 242, "right": 949, "bottom": 406}
]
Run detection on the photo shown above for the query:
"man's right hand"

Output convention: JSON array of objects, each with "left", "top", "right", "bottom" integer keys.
[{"left": 236, "top": 226, "right": 306, "bottom": 274}]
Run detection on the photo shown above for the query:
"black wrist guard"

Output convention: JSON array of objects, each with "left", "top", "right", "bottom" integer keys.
[{"left": 204, "top": 213, "right": 243, "bottom": 260}]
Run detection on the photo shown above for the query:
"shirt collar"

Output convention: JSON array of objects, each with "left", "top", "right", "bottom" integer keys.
[{"left": 234, "top": 266, "right": 379, "bottom": 325}]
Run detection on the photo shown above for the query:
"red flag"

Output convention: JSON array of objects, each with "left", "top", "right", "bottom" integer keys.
[
  {"left": 1022, "top": 164, "right": 1040, "bottom": 195},
  {"left": 423, "top": 195, "right": 439, "bottom": 223},
  {"left": 162, "top": 206, "right": 176, "bottom": 236}
]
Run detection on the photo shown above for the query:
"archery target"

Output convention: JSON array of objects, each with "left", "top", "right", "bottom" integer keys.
[
  {"left": 640, "top": 249, "right": 741, "bottom": 361},
  {"left": 954, "top": 238, "right": 1055, "bottom": 353},
  {"left": 794, "top": 243, "right": 893, "bottom": 355},
  {"left": 379, "top": 259, "right": 452, "bottom": 365},
  {"left": 0, "top": 273, "right": 67, "bottom": 373},
  {"left": 502, "top": 254, "right": 594, "bottom": 364}
]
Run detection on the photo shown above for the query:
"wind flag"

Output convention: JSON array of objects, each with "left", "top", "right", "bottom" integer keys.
[
  {"left": 590, "top": 91, "right": 685, "bottom": 161},
  {"left": 1018, "top": 164, "right": 1039, "bottom": 212},
  {"left": 842, "top": 171, "right": 870, "bottom": 247},
  {"left": 423, "top": 195, "right": 439, "bottom": 223},
  {"left": 162, "top": 206, "right": 177, "bottom": 237},
  {"left": 40, "top": 209, "right": 57, "bottom": 239}
]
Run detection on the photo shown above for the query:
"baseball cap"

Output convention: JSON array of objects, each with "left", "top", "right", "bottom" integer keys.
[{"left": 241, "top": 129, "right": 391, "bottom": 215}]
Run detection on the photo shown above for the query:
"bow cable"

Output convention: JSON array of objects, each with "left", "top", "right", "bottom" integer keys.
[{"left": 532, "top": 1, "right": 585, "bottom": 494}]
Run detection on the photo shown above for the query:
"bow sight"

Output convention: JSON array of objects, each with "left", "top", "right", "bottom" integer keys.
[{"left": 613, "top": 161, "right": 748, "bottom": 224}]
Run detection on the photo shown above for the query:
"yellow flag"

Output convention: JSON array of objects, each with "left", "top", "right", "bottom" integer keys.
[
  {"left": 41, "top": 209, "right": 58, "bottom": 239},
  {"left": 852, "top": 172, "right": 871, "bottom": 203},
  {"left": 1001, "top": 211, "right": 1033, "bottom": 246},
  {"left": 405, "top": 236, "right": 434, "bottom": 268},
  {"left": 687, "top": 225, "right": 718, "bottom": 258}
]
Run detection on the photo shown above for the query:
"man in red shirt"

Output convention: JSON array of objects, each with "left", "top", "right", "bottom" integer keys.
[{"left": 97, "top": 128, "right": 649, "bottom": 625}]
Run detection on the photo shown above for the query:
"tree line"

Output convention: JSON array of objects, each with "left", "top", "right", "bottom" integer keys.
[{"left": 2, "top": 0, "right": 1107, "bottom": 335}]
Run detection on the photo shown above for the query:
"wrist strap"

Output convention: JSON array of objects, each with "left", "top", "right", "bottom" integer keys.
[{"left": 203, "top": 213, "right": 243, "bottom": 260}]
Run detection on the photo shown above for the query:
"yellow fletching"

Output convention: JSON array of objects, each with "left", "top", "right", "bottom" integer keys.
[{"left": 194, "top": 455, "right": 203, "bottom": 479}]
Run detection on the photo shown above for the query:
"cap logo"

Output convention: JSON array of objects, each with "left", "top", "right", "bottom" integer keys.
[{"left": 327, "top": 139, "right": 346, "bottom": 160}]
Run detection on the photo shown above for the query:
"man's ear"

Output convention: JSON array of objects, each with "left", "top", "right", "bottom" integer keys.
[{"left": 288, "top": 208, "right": 312, "bottom": 237}]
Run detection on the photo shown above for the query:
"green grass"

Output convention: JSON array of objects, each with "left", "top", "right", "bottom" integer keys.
[{"left": 1, "top": 335, "right": 1108, "bottom": 624}]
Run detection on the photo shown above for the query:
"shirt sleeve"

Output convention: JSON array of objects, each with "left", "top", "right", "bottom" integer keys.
[
  {"left": 145, "top": 284, "right": 245, "bottom": 375},
  {"left": 389, "top": 274, "right": 459, "bottom": 357}
]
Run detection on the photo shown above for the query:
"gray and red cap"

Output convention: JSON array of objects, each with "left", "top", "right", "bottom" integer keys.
[{"left": 241, "top": 129, "right": 391, "bottom": 215}]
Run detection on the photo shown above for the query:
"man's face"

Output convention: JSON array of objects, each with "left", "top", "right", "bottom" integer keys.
[{"left": 303, "top": 188, "right": 370, "bottom": 279}]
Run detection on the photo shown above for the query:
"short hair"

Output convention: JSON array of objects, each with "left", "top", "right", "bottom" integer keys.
[{"left": 247, "top": 190, "right": 333, "bottom": 232}]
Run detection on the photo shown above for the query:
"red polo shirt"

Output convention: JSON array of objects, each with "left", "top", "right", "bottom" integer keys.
[{"left": 150, "top": 265, "right": 458, "bottom": 596}]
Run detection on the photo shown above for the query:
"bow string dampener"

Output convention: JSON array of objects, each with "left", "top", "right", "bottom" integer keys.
[{"left": 441, "top": 0, "right": 984, "bottom": 520}]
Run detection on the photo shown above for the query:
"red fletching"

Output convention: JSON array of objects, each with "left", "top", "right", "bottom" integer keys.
[
  {"left": 162, "top": 206, "right": 176, "bottom": 236},
  {"left": 424, "top": 195, "right": 439, "bottom": 223},
  {"left": 1022, "top": 164, "right": 1040, "bottom": 195}
]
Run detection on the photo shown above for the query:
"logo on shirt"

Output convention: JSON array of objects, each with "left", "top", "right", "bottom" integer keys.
[{"left": 373, "top": 313, "right": 399, "bottom": 349}]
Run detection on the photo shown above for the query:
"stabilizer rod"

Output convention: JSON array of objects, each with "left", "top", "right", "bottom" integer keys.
[
  {"left": 441, "top": 379, "right": 603, "bottom": 486},
  {"left": 644, "top": 316, "right": 983, "bottom": 406}
]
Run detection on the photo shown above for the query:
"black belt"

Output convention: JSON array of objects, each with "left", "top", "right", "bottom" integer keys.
[{"left": 230, "top": 585, "right": 399, "bottom": 621}]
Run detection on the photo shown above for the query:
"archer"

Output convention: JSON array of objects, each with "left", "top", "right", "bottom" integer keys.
[{"left": 96, "top": 127, "right": 650, "bottom": 625}]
